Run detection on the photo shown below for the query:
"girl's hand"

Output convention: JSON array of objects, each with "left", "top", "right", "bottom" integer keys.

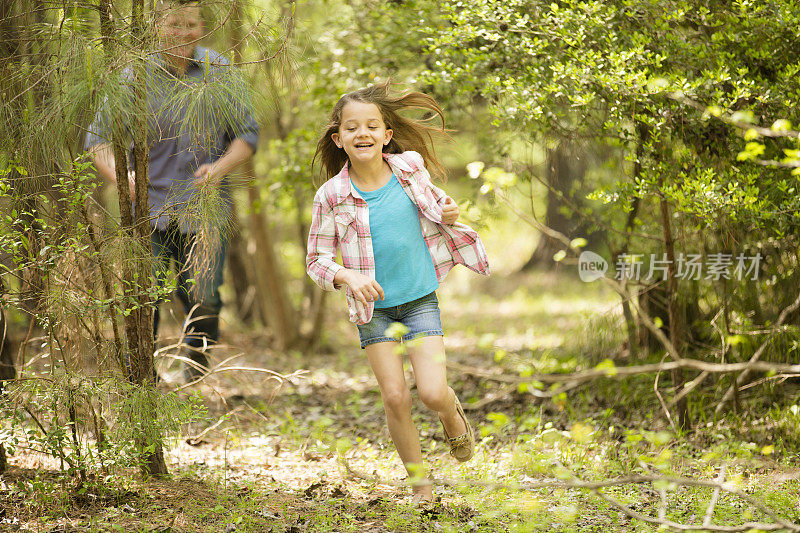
[
  {"left": 441, "top": 197, "right": 459, "bottom": 224},
  {"left": 336, "top": 269, "right": 385, "bottom": 304}
]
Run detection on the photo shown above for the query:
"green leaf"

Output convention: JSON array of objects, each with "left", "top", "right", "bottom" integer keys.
[
  {"left": 487, "top": 412, "right": 510, "bottom": 426},
  {"left": 743, "top": 128, "right": 759, "bottom": 141},
  {"left": 384, "top": 322, "right": 410, "bottom": 340},
  {"left": 466, "top": 161, "right": 485, "bottom": 179},
  {"left": 646, "top": 77, "right": 669, "bottom": 92},
  {"left": 652, "top": 479, "right": 678, "bottom": 491},
  {"left": 726, "top": 334, "right": 747, "bottom": 346},
  {"left": 570, "top": 422, "right": 593, "bottom": 443},
  {"left": 771, "top": 119, "right": 792, "bottom": 132},
  {"left": 540, "top": 428, "right": 562, "bottom": 444},
  {"left": 335, "top": 438, "right": 352, "bottom": 454},
  {"left": 595, "top": 358, "right": 618, "bottom": 377},
  {"left": 554, "top": 465, "right": 573, "bottom": 480},
  {"left": 650, "top": 431, "right": 672, "bottom": 446},
  {"left": 731, "top": 110, "right": 755, "bottom": 124}
]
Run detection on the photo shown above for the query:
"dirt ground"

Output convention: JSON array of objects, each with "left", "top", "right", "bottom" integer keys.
[{"left": 1, "top": 263, "right": 625, "bottom": 532}]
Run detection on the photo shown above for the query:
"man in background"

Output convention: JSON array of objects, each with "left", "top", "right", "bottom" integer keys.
[{"left": 86, "top": 0, "right": 259, "bottom": 381}]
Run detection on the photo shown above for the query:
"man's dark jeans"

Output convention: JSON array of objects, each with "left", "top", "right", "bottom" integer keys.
[{"left": 151, "top": 222, "right": 226, "bottom": 365}]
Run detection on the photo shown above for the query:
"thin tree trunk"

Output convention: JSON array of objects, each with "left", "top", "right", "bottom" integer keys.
[
  {"left": 227, "top": 206, "right": 258, "bottom": 324},
  {"left": 246, "top": 170, "right": 297, "bottom": 349},
  {"left": 304, "top": 288, "right": 327, "bottom": 352},
  {"left": 230, "top": 1, "right": 298, "bottom": 349},
  {"left": 521, "top": 141, "right": 586, "bottom": 270},
  {"left": 98, "top": 0, "right": 166, "bottom": 476},
  {"left": 658, "top": 178, "right": 690, "bottom": 430},
  {"left": 1, "top": 0, "right": 46, "bottom": 321},
  {"left": 614, "top": 122, "right": 649, "bottom": 359},
  {"left": 131, "top": 0, "right": 165, "bottom": 476},
  {"left": 221, "top": 0, "right": 257, "bottom": 327},
  {"left": 615, "top": 195, "right": 641, "bottom": 359},
  {"left": 130, "top": 0, "right": 156, "bottom": 381},
  {"left": 0, "top": 300, "right": 13, "bottom": 475}
]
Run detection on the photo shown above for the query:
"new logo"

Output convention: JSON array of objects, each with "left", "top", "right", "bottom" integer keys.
[{"left": 578, "top": 251, "right": 608, "bottom": 282}]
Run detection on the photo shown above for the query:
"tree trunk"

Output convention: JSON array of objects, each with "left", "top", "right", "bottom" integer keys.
[
  {"left": 130, "top": 0, "right": 165, "bottom": 476},
  {"left": 614, "top": 122, "right": 649, "bottom": 359},
  {"left": 522, "top": 141, "right": 587, "bottom": 270},
  {"left": 246, "top": 170, "right": 298, "bottom": 350},
  {"left": 0, "top": 2, "right": 25, "bottom": 473},
  {"left": 1, "top": 0, "right": 46, "bottom": 321},
  {"left": 230, "top": 1, "right": 299, "bottom": 349},
  {"left": 227, "top": 206, "right": 258, "bottom": 324},
  {"left": 0, "top": 301, "right": 13, "bottom": 475},
  {"left": 224, "top": 0, "right": 259, "bottom": 327},
  {"left": 98, "top": 0, "right": 166, "bottom": 476},
  {"left": 304, "top": 287, "right": 327, "bottom": 352},
  {"left": 658, "top": 178, "right": 690, "bottom": 431},
  {"left": 0, "top": 4, "right": 46, "bottom": 476}
]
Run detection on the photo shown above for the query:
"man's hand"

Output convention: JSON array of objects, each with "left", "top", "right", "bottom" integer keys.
[
  {"left": 87, "top": 144, "right": 138, "bottom": 198},
  {"left": 335, "top": 269, "right": 385, "bottom": 305},
  {"left": 194, "top": 139, "right": 255, "bottom": 190},
  {"left": 441, "top": 197, "right": 459, "bottom": 225},
  {"left": 194, "top": 163, "right": 220, "bottom": 189}
]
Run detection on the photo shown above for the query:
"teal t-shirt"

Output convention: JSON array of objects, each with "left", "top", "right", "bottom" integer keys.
[{"left": 353, "top": 174, "right": 439, "bottom": 307}]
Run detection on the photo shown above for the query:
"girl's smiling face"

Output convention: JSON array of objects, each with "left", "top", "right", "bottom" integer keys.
[{"left": 332, "top": 101, "right": 393, "bottom": 164}]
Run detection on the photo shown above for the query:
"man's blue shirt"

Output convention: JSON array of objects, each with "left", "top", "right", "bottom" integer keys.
[{"left": 85, "top": 46, "right": 259, "bottom": 233}]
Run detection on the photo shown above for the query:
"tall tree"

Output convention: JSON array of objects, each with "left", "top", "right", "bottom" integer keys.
[
  {"left": 97, "top": 0, "right": 164, "bottom": 475},
  {"left": 423, "top": 0, "right": 800, "bottom": 424}
]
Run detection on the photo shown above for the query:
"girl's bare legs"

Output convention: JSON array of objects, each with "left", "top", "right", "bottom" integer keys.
[
  {"left": 365, "top": 342, "right": 431, "bottom": 501},
  {"left": 407, "top": 336, "right": 467, "bottom": 440}
]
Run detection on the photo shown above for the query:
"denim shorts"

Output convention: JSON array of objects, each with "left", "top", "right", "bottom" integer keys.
[{"left": 356, "top": 291, "right": 444, "bottom": 349}]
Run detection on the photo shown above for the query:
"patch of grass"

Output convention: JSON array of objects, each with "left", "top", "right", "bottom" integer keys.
[{"left": 9, "top": 269, "right": 800, "bottom": 531}]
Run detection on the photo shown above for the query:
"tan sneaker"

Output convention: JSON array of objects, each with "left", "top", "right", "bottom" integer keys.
[{"left": 440, "top": 396, "right": 475, "bottom": 462}]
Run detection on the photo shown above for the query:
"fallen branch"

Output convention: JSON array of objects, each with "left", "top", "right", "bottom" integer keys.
[
  {"left": 185, "top": 405, "right": 245, "bottom": 445},
  {"left": 590, "top": 488, "right": 787, "bottom": 532},
  {"left": 171, "top": 354, "right": 308, "bottom": 392},
  {"left": 703, "top": 465, "right": 727, "bottom": 527},
  {"left": 450, "top": 358, "right": 800, "bottom": 385}
]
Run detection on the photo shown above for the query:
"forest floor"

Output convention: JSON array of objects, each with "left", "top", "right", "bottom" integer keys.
[{"left": 4, "top": 229, "right": 800, "bottom": 531}]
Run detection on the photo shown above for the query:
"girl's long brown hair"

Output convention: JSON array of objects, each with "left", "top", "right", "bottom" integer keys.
[{"left": 314, "top": 80, "right": 448, "bottom": 181}]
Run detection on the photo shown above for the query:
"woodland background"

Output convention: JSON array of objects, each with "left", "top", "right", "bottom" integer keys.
[{"left": 3, "top": 1, "right": 800, "bottom": 531}]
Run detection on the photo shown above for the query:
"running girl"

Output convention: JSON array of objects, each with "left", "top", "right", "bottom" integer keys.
[{"left": 306, "top": 81, "right": 490, "bottom": 504}]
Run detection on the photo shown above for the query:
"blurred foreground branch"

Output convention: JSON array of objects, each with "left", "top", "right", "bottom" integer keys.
[
  {"left": 450, "top": 357, "right": 800, "bottom": 386},
  {"left": 342, "top": 457, "right": 799, "bottom": 532}
]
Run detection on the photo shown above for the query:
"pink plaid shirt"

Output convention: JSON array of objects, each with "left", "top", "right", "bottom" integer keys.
[{"left": 306, "top": 150, "right": 490, "bottom": 325}]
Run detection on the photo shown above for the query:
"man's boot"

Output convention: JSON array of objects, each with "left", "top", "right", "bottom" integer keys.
[
  {"left": 181, "top": 344, "right": 210, "bottom": 382},
  {"left": 181, "top": 304, "right": 219, "bottom": 382}
]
